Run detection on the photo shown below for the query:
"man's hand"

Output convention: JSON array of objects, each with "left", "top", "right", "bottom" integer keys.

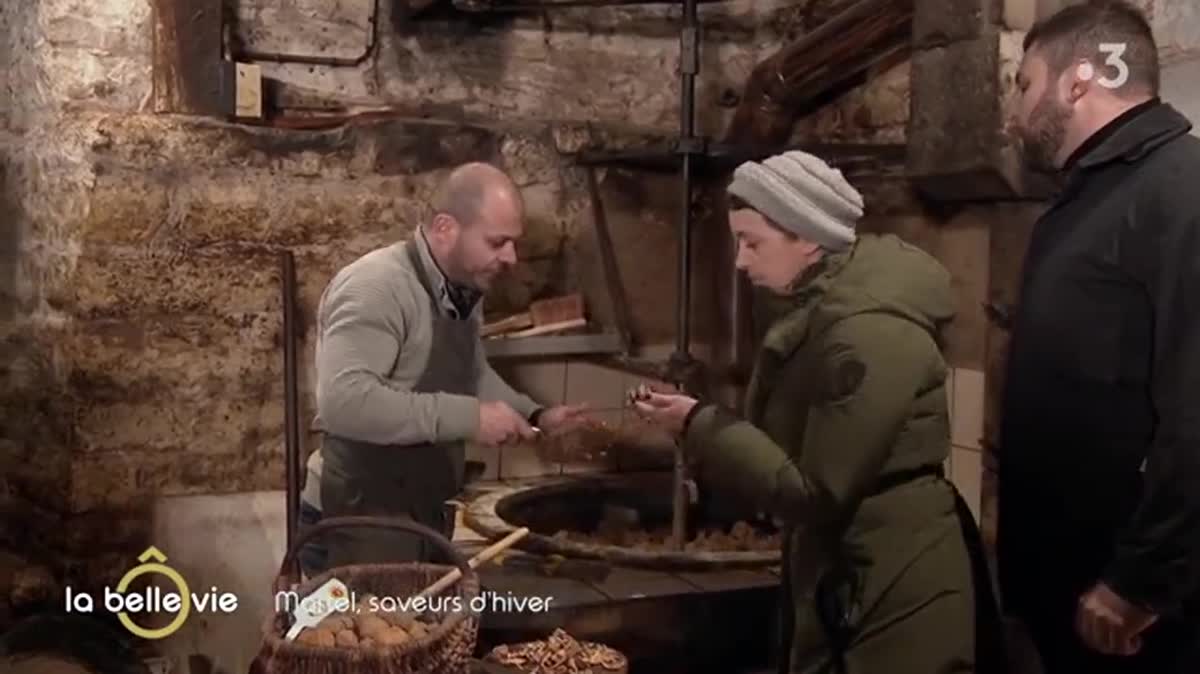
[
  {"left": 632, "top": 391, "right": 698, "bottom": 436},
  {"left": 1075, "top": 582, "right": 1159, "bottom": 655},
  {"left": 475, "top": 401, "right": 537, "bottom": 447},
  {"left": 536, "top": 404, "right": 593, "bottom": 434}
]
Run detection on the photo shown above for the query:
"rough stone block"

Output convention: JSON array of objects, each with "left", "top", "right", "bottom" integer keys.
[
  {"left": 235, "top": 0, "right": 375, "bottom": 64},
  {"left": 58, "top": 509, "right": 153, "bottom": 556},
  {"left": 79, "top": 168, "right": 173, "bottom": 245},
  {"left": 74, "top": 383, "right": 285, "bottom": 454},
  {"left": 80, "top": 169, "right": 419, "bottom": 247},
  {"left": 64, "top": 314, "right": 284, "bottom": 396},
  {"left": 915, "top": 0, "right": 998, "bottom": 45},
  {"left": 70, "top": 444, "right": 286, "bottom": 511},
  {"left": 1003, "top": 0, "right": 1038, "bottom": 31},
  {"left": 37, "top": 46, "right": 152, "bottom": 111},
  {"left": 1155, "top": 1, "right": 1200, "bottom": 60},
  {"left": 66, "top": 241, "right": 379, "bottom": 321},
  {"left": 70, "top": 246, "right": 281, "bottom": 318},
  {"left": 908, "top": 32, "right": 1058, "bottom": 201},
  {"left": 908, "top": 35, "right": 1006, "bottom": 195},
  {"left": 40, "top": 0, "right": 153, "bottom": 54},
  {"left": 90, "top": 114, "right": 501, "bottom": 179}
]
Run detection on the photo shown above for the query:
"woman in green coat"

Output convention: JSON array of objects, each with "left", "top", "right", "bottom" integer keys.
[{"left": 633, "top": 151, "right": 1001, "bottom": 674}]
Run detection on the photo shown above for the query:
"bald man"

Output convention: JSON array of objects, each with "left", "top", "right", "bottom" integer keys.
[{"left": 299, "top": 162, "right": 589, "bottom": 568}]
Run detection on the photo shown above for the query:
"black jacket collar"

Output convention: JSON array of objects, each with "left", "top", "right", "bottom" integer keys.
[{"left": 1069, "top": 99, "right": 1193, "bottom": 171}]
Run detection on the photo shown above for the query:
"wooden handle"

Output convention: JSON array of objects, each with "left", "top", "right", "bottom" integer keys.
[
  {"left": 501, "top": 318, "right": 587, "bottom": 339},
  {"left": 415, "top": 527, "right": 530, "bottom": 599},
  {"left": 481, "top": 312, "right": 533, "bottom": 337}
]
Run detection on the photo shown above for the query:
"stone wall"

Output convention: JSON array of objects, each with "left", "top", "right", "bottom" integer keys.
[{"left": 0, "top": 0, "right": 917, "bottom": 592}]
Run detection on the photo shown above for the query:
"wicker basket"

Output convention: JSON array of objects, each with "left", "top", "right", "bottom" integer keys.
[{"left": 249, "top": 516, "right": 481, "bottom": 674}]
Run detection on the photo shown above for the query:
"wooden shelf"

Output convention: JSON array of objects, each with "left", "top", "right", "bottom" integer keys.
[{"left": 483, "top": 331, "right": 624, "bottom": 358}]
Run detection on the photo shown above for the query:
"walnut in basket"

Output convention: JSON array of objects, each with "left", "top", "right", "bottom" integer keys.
[
  {"left": 296, "top": 627, "right": 336, "bottom": 648},
  {"left": 335, "top": 629, "right": 359, "bottom": 648},
  {"left": 356, "top": 614, "right": 391, "bottom": 641},
  {"left": 375, "top": 626, "right": 411, "bottom": 647},
  {"left": 318, "top": 614, "right": 354, "bottom": 633}
]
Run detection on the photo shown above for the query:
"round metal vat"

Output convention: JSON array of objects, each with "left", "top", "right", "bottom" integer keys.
[{"left": 463, "top": 472, "right": 781, "bottom": 571}]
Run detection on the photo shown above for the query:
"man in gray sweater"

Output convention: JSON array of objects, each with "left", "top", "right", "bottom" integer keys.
[{"left": 299, "top": 162, "right": 589, "bottom": 569}]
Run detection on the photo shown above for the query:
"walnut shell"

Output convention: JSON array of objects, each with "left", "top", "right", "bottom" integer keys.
[
  {"left": 375, "top": 626, "right": 410, "bottom": 647},
  {"left": 295, "top": 627, "right": 336, "bottom": 648},
  {"left": 356, "top": 614, "right": 390, "bottom": 640},
  {"left": 318, "top": 614, "right": 354, "bottom": 632},
  {"left": 335, "top": 629, "right": 358, "bottom": 648},
  {"left": 377, "top": 607, "right": 415, "bottom": 629}
]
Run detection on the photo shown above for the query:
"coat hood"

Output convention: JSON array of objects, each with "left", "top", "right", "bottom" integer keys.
[
  {"left": 761, "top": 233, "right": 955, "bottom": 357},
  {"left": 813, "top": 233, "right": 955, "bottom": 337}
]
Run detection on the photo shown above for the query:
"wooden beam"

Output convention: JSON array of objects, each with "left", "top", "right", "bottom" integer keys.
[
  {"left": 152, "top": 0, "right": 225, "bottom": 115},
  {"left": 722, "top": 0, "right": 914, "bottom": 147}
]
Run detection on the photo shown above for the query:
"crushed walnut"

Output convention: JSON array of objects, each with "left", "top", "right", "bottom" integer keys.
[{"left": 487, "top": 629, "right": 626, "bottom": 673}]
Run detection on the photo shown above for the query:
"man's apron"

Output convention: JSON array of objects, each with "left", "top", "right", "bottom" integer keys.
[{"left": 320, "top": 240, "right": 479, "bottom": 566}]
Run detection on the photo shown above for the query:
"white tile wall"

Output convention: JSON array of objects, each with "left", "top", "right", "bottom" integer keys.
[
  {"left": 465, "top": 441, "right": 499, "bottom": 481},
  {"left": 951, "top": 368, "right": 985, "bottom": 450},
  {"left": 952, "top": 446, "right": 983, "bottom": 523},
  {"left": 499, "top": 441, "right": 559, "bottom": 479},
  {"left": 948, "top": 368, "right": 986, "bottom": 523}
]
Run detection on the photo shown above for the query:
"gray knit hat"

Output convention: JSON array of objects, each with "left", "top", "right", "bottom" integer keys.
[{"left": 727, "top": 150, "right": 864, "bottom": 251}]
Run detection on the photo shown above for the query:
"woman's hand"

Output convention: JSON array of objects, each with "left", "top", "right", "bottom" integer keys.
[{"left": 632, "top": 391, "right": 699, "bottom": 436}]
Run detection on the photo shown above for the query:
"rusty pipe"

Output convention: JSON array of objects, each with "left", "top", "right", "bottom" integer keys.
[{"left": 280, "top": 250, "right": 301, "bottom": 551}]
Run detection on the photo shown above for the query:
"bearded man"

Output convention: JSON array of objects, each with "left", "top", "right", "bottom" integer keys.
[{"left": 1000, "top": 2, "right": 1200, "bottom": 672}]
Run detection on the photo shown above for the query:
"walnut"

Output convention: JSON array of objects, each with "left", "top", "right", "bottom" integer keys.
[
  {"left": 335, "top": 629, "right": 358, "bottom": 648},
  {"left": 295, "top": 627, "right": 336, "bottom": 647},
  {"left": 375, "top": 626, "right": 411, "bottom": 647},
  {"left": 356, "top": 614, "right": 391, "bottom": 641}
]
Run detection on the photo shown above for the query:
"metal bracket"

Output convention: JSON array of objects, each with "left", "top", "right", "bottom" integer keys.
[{"left": 675, "top": 136, "right": 707, "bottom": 155}]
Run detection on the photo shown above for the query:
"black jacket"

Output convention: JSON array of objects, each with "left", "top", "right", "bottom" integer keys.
[{"left": 997, "top": 101, "right": 1200, "bottom": 623}]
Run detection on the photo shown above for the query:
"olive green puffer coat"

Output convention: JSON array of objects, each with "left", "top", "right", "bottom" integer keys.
[{"left": 685, "top": 233, "right": 978, "bottom": 673}]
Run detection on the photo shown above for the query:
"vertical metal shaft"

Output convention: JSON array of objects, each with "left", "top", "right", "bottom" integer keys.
[
  {"left": 672, "top": 0, "right": 699, "bottom": 551},
  {"left": 281, "top": 251, "right": 301, "bottom": 552},
  {"left": 676, "top": 0, "right": 697, "bottom": 357}
]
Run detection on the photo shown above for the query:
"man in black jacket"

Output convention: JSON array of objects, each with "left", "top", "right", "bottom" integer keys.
[{"left": 1000, "top": 1, "right": 1200, "bottom": 673}]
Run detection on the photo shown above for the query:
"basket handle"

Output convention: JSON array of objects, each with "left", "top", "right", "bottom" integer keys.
[{"left": 274, "top": 515, "right": 473, "bottom": 593}]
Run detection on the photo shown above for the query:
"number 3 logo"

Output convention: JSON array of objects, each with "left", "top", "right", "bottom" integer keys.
[{"left": 1098, "top": 43, "right": 1129, "bottom": 89}]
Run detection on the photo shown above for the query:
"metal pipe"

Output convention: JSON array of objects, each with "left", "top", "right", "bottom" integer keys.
[
  {"left": 670, "top": 0, "right": 699, "bottom": 552},
  {"left": 675, "top": 0, "right": 697, "bottom": 359},
  {"left": 280, "top": 250, "right": 301, "bottom": 551}
]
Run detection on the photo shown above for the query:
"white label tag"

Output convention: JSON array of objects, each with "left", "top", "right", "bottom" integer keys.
[{"left": 285, "top": 578, "right": 350, "bottom": 641}]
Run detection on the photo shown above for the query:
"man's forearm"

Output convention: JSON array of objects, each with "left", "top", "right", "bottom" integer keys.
[
  {"left": 477, "top": 360, "right": 541, "bottom": 419},
  {"left": 318, "top": 370, "right": 479, "bottom": 445}
]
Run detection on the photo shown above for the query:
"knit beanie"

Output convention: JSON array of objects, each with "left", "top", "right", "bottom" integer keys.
[{"left": 727, "top": 150, "right": 864, "bottom": 251}]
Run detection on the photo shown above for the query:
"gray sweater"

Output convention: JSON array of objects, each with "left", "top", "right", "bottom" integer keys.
[{"left": 301, "top": 230, "right": 540, "bottom": 509}]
